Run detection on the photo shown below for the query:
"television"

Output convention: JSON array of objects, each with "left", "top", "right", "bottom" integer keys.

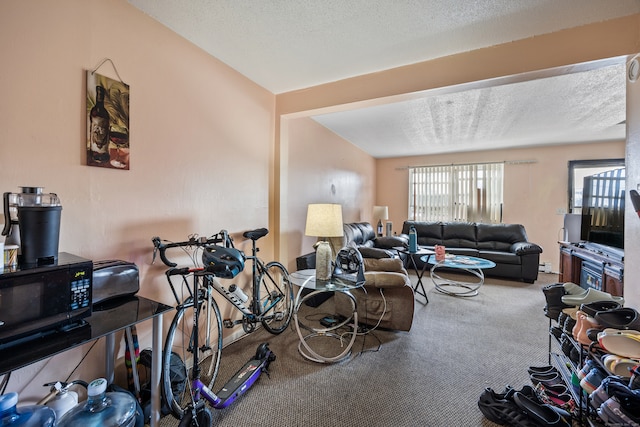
[{"left": 580, "top": 167, "right": 625, "bottom": 249}]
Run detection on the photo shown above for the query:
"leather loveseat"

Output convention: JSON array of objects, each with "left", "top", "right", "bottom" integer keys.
[
  {"left": 328, "top": 222, "right": 409, "bottom": 260},
  {"left": 401, "top": 220, "right": 543, "bottom": 283}
]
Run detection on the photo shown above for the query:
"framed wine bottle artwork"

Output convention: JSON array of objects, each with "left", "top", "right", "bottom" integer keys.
[{"left": 86, "top": 71, "right": 130, "bottom": 170}]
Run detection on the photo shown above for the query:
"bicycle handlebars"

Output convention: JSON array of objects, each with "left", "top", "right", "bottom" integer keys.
[
  {"left": 151, "top": 231, "right": 233, "bottom": 267},
  {"left": 165, "top": 264, "right": 230, "bottom": 277}
]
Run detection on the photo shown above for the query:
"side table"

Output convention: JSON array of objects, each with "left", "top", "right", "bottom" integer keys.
[
  {"left": 397, "top": 248, "right": 434, "bottom": 304},
  {"left": 290, "top": 269, "right": 362, "bottom": 363}
]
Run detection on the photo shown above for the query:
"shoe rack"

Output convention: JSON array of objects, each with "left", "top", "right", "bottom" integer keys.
[{"left": 548, "top": 317, "right": 612, "bottom": 427}]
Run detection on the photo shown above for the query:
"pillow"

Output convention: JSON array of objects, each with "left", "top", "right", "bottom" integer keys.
[{"left": 374, "top": 236, "right": 408, "bottom": 249}]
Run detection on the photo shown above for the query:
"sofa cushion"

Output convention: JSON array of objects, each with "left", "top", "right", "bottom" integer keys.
[
  {"left": 363, "top": 271, "right": 411, "bottom": 289},
  {"left": 364, "top": 257, "right": 406, "bottom": 273},
  {"left": 358, "top": 247, "right": 394, "bottom": 259},
  {"left": 374, "top": 235, "right": 408, "bottom": 249},
  {"left": 477, "top": 223, "right": 527, "bottom": 251},
  {"left": 478, "top": 250, "right": 521, "bottom": 265},
  {"left": 442, "top": 222, "right": 477, "bottom": 248},
  {"left": 511, "top": 241, "right": 543, "bottom": 255},
  {"left": 403, "top": 221, "right": 443, "bottom": 246}
]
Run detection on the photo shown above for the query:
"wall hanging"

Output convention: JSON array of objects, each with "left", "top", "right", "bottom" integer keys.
[{"left": 86, "top": 60, "right": 130, "bottom": 170}]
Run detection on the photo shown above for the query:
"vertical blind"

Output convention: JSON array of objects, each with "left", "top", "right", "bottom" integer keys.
[{"left": 408, "top": 163, "right": 504, "bottom": 223}]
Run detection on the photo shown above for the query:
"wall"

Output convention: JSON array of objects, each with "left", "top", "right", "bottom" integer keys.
[
  {"left": 282, "top": 117, "right": 375, "bottom": 271},
  {"left": 375, "top": 141, "right": 626, "bottom": 272},
  {"left": 0, "top": 0, "right": 275, "bottom": 401}
]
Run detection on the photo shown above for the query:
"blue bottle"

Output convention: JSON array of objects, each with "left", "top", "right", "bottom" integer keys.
[
  {"left": 57, "top": 378, "right": 136, "bottom": 427},
  {"left": 409, "top": 225, "right": 417, "bottom": 253},
  {"left": 0, "top": 392, "right": 56, "bottom": 426}
]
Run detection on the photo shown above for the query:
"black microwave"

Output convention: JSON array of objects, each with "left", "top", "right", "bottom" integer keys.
[{"left": 0, "top": 252, "right": 93, "bottom": 345}]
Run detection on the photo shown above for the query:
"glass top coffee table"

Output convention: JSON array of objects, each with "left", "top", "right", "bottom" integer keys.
[{"left": 422, "top": 254, "right": 496, "bottom": 297}]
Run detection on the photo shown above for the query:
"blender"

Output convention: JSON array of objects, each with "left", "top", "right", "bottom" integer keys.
[{"left": 2, "top": 186, "right": 62, "bottom": 267}]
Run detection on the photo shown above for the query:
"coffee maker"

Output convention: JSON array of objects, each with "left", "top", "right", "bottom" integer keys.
[{"left": 3, "top": 186, "right": 62, "bottom": 267}]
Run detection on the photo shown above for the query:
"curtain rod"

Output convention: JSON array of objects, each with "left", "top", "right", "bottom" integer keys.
[{"left": 396, "top": 159, "right": 537, "bottom": 170}]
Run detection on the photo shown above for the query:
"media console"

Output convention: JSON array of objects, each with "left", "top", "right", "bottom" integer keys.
[{"left": 558, "top": 241, "right": 623, "bottom": 296}]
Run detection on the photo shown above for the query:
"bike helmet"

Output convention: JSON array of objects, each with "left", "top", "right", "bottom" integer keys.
[{"left": 202, "top": 245, "right": 245, "bottom": 278}]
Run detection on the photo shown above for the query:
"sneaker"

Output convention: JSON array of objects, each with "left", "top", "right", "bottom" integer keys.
[
  {"left": 578, "top": 359, "right": 597, "bottom": 380},
  {"left": 598, "top": 397, "right": 640, "bottom": 427},
  {"left": 580, "top": 367, "right": 608, "bottom": 394},
  {"left": 477, "top": 387, "right": 539, "bottom": 427}
]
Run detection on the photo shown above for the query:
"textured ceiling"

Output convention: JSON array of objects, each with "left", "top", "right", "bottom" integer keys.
[{"left": 127, "top": 0, "right": 639, "bottom": 157}]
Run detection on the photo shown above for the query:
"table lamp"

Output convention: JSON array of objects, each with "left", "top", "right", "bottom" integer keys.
[
  {"left": 373, "top": 205, "right": 388, "bottom": 237},
  {"left": 305, "top": 203, "right": 343, "bottom": 281}
]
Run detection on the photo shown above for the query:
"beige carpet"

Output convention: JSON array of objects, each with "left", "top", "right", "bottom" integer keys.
[{"left": 157, "top": 272, "right": 556, "bottom": 427}]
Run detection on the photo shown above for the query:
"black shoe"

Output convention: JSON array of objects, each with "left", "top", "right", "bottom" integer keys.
[
  {"left": 543, "top": 283, "right": 571, "bottom": 320},
  {"left": 580, "top": 300, "right": 621, "bottom": 317},
  {"left": 563, "top": 316, "right": 576, "bottom": 334},
  {"left": 478, "top": 388, "right": 539, "bottom": 427},
  {"left": 528, "top": 365, "right": 558, "bottom": 375},
  {"left": 513, "top": 391, "right": 572, "bottom": 427},
  {"left": 550, "top": 325, "right": 563, "bottom": 340}
]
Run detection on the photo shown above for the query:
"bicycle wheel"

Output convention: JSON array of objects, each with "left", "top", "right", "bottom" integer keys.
[
  {"left": 257, "top": 261, "right": 293, "bottom": 334},
  {"left": 163, "top": 291, "right": 223, "bottom": 419}
]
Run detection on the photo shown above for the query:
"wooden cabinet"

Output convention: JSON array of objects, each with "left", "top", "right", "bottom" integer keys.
[{"left": 557, "top": 242, "right": 624, "bottom": 297}]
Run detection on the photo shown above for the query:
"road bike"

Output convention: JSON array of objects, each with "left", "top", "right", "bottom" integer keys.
[{"left": 151, "top": 228, "right": 293, "bottom": 423}]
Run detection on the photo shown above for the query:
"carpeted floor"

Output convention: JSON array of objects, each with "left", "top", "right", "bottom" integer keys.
[{"left": 157, "top": 271, "right": 557, "bottom": 427}]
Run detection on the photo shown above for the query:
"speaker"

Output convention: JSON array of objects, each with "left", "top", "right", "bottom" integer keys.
[{"left": 563, "top": 213, "right": 582, "bottom": 243}]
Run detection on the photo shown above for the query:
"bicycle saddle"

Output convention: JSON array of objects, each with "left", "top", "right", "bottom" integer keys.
[{"left": 243, "top": 228, "right": 268, "bottom": 241}]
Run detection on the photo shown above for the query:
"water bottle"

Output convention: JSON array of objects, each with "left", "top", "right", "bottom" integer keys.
[
  {"left": 409, "top": 225, "right": 417, "bottom": 253},
  {"left": 44, "top": 382, "right": 79, "bottom": 420},
  {"left": 57, "top": 378, "right": 136, "bottom": 427},
  {"left": 0, "top": 392, "right": 56, "bottom": 426},
  {"left": 229, "top": 284, "right": 249, "bottom": 303}
]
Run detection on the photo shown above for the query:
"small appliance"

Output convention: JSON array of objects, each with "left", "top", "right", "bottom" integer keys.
[
  {"left": 3, "top": 186, "right": 62, "bottom": 267},
  {"left": 92, "top": 260, "right": 140, "bottom": 305},
  {"left": 0, "top": 252, "right": 92, "bottom": 346}
]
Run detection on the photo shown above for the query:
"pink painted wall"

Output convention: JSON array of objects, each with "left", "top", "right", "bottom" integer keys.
[
  {"left": 282, "top": 117, "right": 375, "bottom": 270},
  {"left": 0, "top": 0, "right": 275, "bottom": 400}
]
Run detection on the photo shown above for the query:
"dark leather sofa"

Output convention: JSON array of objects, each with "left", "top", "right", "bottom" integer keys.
[{"left": 401, "top": 220, "right": 543, "bottom": 283}]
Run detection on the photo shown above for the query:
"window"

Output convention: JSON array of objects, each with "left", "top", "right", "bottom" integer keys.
[{"left": 408, "top": 163, "right": 504, "bottom": 223}]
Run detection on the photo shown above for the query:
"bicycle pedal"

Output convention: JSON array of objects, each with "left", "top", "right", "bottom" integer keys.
[{"left": 223, "top": 319, "right": 235, "bottom": 328}]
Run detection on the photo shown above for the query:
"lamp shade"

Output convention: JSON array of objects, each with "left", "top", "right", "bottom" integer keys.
[
  {"left": 373, "top": 205, "right": 389, "bottom": 222},
  {"left": 305, "top": 204, "right": 343, "bottom": 237}
]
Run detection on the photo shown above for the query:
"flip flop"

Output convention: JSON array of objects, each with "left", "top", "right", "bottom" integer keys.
[
  {"left": 561, "top": 288, "right": 624, "bottom": 307},
  {"left": 598, "top": 329, "right": 640, "bottom": 358},
  {"left": 595, "top": 307, "right": 640, "bottom": 331}
]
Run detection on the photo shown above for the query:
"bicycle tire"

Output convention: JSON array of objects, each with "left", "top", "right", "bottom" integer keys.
[
  {"left": 257, "top": 261, "right": 293, "bottom": 334},
  {"left": 163, "top": 293, "right": 223, "bottom": 419}
]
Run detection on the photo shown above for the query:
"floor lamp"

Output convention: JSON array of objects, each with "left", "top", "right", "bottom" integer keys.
[{"left": 305, "top": 204, "right": 343, "bottom": 281}]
